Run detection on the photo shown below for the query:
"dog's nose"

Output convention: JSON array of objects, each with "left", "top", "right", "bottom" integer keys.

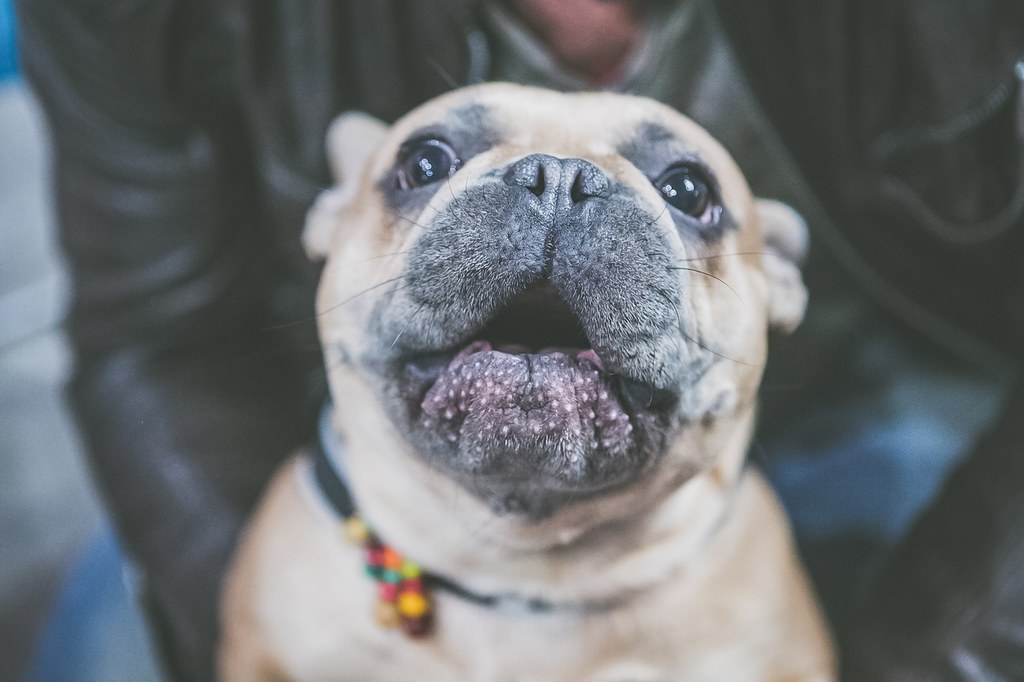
[{"left": 504, "top": 154, "right": 609, "bottom": 205}]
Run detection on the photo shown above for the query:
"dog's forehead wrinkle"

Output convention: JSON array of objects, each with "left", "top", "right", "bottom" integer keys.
[
  {"left": 485, "top": 98, "right": 643, "bottom": 156},
  {"left": 399, "top": 102, "right": 499, "bottom": 149},
  {"left": 617, "top": 120, "right": 708, "bottom": 175}
]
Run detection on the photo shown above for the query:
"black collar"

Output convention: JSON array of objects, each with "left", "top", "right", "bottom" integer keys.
[{"left": 311, "top": 427, "right": 556, "bottom": 612}]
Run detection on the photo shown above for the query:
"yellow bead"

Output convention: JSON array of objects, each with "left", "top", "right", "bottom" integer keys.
[
  {"left": 397, "top": 592, "right": 429, "bottom": 618},
  {"left": 375, "top": 601, "right": 400, "bottom": 628},
  {"left": 343, "top": 517, "right": 369, "bottom": 545}
]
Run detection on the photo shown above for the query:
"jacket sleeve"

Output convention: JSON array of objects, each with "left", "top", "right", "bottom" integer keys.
[{"left": 17, "top": 1, "right": 317, "bottom": 678}]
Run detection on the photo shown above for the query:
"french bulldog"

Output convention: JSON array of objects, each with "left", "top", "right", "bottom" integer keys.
[{"left": 220, "top": 83, "right": 835, "bottom": 681}]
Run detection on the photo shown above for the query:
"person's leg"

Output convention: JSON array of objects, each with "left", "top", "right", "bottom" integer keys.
[
  {"left": 760, "top": 322, "right": 1009, "bottom": 632},
  {"left": 30, "top": 526, "right": 163, "bottom": 682}
]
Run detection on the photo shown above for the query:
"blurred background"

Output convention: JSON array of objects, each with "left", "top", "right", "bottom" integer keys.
[{"left": 0, "top": 2, "right": 106, "bottom": 678}]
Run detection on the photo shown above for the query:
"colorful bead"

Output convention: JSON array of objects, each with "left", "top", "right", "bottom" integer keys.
[
  {"left": 382, "top": 547, "right": 403, "bottom": 570},
  {"left": 343, "top": 517, "right": 370, "bottom": 544},
  {"left": 400, "top": 614, "right": 432, "bottom": 638},
  {"left": 398, "top": 591, "right": 429, "bottom": 618},
  {"left": 348, "top": 513, "right": 435, "bottom": 638},
  {"left": 378, "top": 582, "right": 399, "bottom": 602},
  {"left": 366, "top": 548, "right": 385, "bottom": 566},
  {"left": 375, "top": 601, "right": 401, "bottom": 628}
]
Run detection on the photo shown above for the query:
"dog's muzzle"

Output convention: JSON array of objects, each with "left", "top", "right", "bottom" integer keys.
[{"left": 370, "top": 153, "right": 691, "bottom": 517}]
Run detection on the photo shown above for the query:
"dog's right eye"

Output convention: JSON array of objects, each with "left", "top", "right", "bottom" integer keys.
[
  {"left": 654, "top": 163, "right": 720, "bottom": 227},
  {"left": 397, "top": 139, "right": 460, "bottom": 190}
]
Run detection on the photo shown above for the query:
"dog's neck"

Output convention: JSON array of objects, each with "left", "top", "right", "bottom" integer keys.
[{"left": 328, "top": 376, "right": 755, "bottom": 607}]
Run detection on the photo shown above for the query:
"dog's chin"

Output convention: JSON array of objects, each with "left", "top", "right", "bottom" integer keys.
[{"left": 385, "top": 286, "right": 680, "bottom": 520}]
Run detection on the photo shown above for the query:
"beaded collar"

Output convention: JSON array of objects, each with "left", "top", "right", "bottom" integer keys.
[{"left": 312, "top": 408, "right": 558, "bottom": 639}]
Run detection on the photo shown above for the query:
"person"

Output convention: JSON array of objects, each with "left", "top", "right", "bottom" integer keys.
[{"left": 17, "top": 0, "right": 1024, "bottom": 679}]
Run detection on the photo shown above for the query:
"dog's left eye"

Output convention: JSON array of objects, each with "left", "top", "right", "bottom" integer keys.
[
  {"left": 654, "top": 164, "right": 719, "bottom": 224},
  {"left": 397, "top": 139, "right": 460, "bottom": 189}
]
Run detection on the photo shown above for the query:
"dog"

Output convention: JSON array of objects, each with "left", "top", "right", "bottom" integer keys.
[{"left": 220, "top": 83, "right": 835, "bottom": 681}]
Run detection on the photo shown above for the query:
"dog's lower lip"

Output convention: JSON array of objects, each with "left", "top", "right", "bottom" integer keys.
[
  {"left": 419, "top": 343, "right": 634, "bottom": 455},
  {"left": 403, "top": 342, "right": 655, "bottom": 419}
]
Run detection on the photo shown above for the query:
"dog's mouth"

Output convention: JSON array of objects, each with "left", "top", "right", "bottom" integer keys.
[{"left": 395, "top": 283, "right": 677, "bottom": 507}]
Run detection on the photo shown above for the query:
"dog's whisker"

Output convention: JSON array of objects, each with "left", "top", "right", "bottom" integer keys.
[
  {"left": 651, "top": 202, "right": 669, "bottom": 227},
  {"left": 426, "top": 56, "right": 460, "bottom": 91},
  {"left": 673, "top": 251, "right": 770, "bottom": 263},
  {"left": 444, "top": 168, "right": 479, "bottom": 226},
  {"left": 313, "top": 275, "right": 408, "bottom": 318},
  {"left": 260, "top": 317, "right": 318, "bottom": 332},
  {"left": 666, "top": 297, "right": 755, "bottom": 368},
  {"left": 668, "top": 266, "right": 741, "bottom": 300},
  {"left": 381, "top": 204, "right": 432, "bottom": 231},
  {"left": 444, "top": 175, "right": 471, "bottom": 224},
  {"left": 390, "top": 303, "right": 426, "bottom": 349},
  {"left": 351, "top": 249, "right": 413, "bottom": 264},
  {"left": 681, "top": 327, "right": 758, "bottom": 367}
]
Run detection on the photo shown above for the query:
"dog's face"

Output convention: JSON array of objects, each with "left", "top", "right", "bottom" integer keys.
[{"left": 307, "top": 84, "right": 807, "bottom": 522}]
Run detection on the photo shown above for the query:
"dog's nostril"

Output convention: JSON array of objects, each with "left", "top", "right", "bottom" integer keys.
[
  {"left": 505, "top": 154, "right": 608, "bottom": 204},
  {"left": 504, "top": 154, "right": 548, "bottom": 196},
  {"left": 528, "top": 164, "right": 546, "bottom": 197},
  {"left": 569, "top": 164, "right": 608, "bottom": 204}
]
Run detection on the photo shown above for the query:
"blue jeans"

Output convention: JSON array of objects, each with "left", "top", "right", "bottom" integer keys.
[
  {"left": 30, "top": 530, "right": 162, "bottom": 682},
  {"left": 759, "top": 325, "right": 1007, "bottom": 626}
]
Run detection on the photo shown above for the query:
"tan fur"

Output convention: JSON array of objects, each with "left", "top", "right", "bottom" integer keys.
[{"left": 221, "top": 84, "right": 835, "bottom": 681}]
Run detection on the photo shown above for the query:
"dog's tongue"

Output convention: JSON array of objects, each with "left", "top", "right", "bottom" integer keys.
[{"left": 420, "top": 341, "right": 633, "bottom": 459}]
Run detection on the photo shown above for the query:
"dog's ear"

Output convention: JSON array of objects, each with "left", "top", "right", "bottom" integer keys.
[
  {"left": 303, "top": 112, "right": 389, "bottom": 261},
  {"left": 756, "top": 199, "right": 808, "bottom": 333}
]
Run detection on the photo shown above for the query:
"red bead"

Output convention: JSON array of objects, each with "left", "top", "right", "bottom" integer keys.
[
  {"left": 402, "top": 578, "right": 422, "bottom": 593},
  {"left": 378, "top": 582, "right": 399, "bottom": 601},
  {"left": 366, "top": 549, "right": 385, "bottom": 566}
]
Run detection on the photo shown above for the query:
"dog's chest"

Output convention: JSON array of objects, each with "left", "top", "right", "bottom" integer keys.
[
  {"left": 280, "top": 572, "right": 751, "bottom": 682},
  {"left": 229, "top": 459, "right": 829, "bottom": 682}
]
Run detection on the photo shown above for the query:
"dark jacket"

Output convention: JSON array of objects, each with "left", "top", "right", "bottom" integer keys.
[{"left": 16, "top": 0, "right": 1024, "bottom": 679}]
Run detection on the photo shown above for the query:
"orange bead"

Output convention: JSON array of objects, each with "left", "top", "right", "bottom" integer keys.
[{"left": 382, "top": 547, "right": 403, "bottom": 570}]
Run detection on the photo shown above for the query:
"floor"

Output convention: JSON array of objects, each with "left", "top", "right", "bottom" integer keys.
[{"left": 0, "top": 81, "right": 105, "bottom": 680}]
